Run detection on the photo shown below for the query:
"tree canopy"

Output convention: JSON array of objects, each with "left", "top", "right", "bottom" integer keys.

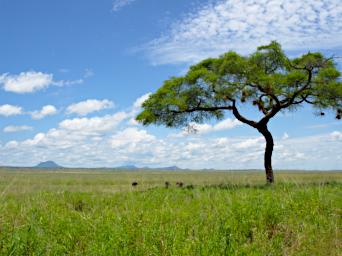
[{"left": 136, "top": 41, "right": 341, "bottom": 183}]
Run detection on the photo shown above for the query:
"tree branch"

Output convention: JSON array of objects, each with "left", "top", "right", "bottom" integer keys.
[
  {"left": 170, "top": 99, "right": 259, "bottom": 128},
  {"left": 248, "top": 83, "right": 281, "bottom": 106},
  {"left": 231, "top": 100, "right": 258, "bottom": 128},
  {"left": 258, "top": 106, "right": 281, "bottom": 126},
  {"left": 281, "top": 69, "right": 313, "bottom": 108},
  {"left": 302, "top": 96, "right": 315, "bottom": 104}
]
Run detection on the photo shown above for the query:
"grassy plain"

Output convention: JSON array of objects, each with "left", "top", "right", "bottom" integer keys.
[{"left": 0, "top": 168, "right": 341, "bottom": 255}]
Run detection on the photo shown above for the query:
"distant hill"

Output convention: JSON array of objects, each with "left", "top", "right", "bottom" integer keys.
[
  {"left": 161, "top": 166, "right": 181, "bottom": 170},
  {"left": 35, "top": 161, "right": 63, "bottom": 169},
  {"left": 30, "top": 162, "right": 180, "bottom": 170}
]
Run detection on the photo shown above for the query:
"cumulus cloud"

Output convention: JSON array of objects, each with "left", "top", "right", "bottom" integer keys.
[
  {"left": 0, "top": 104, "right": 23, "bottom": 116},
  {"left": 234, "top": 137, "right": 264, "bottom": 150},
  {"left": 3, "top": 125, "right": 33, "bottom": 133},
  {"left": 110, "top": 127, "right": 156, "bottom": 148},
  {"left": 171, "top": 118, "right": 241, "bottom": 137},
  {"left": 0, "top": 71, "right": 53, "bottom": 93},
  {"left": 1, "top": 127, "right": 341, "bottom": 170},
  {"left": 59, "top": 112, "right": 128, "bottom": 134},
  {"left": 128, "top": 92, "right": 151, "bottom": 126},
  {"left": 4, "top": 140, "right": 19, "bottom": 149},
  {"left": 146, "top": 0, "right": 342, "bottom": 65},
  {"left": 331, "top": 131, "right": 342, "bottom": 140},
  {"left": 112, "top": 0, "right": 137, "bottom": 12},
  {"left": 66, "top": 99, "right": 114, "bottom": 116},
  {"left": 30, "top": 105, "right": 58, "bottom": 120},
  {"left": 132, "top": 93, "right": 151, "bottom": 110},
  {"left": 0, "top": 71, "right": 84, "bottom": 93},
  {"left": 0, "top": 94, "right": 341, "bottom": 170},
  {"left": 127, "top": 93, "right": 151, "bottom": 126}
]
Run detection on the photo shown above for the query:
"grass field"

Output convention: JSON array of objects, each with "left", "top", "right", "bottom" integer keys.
[{"left": 0, "top": 168, "right": 341, "bottom": 255}]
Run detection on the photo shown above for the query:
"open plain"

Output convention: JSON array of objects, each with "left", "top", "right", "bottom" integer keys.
[{"left": 0, "top": 168, "right": 341, "bottom": 255}]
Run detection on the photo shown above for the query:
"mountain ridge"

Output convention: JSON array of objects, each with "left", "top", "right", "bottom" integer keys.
[{"left": 35, "top": 161, "right": 63, "bottom": 168}]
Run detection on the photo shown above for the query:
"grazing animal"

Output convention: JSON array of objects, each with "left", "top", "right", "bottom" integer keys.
[
  {"left": 132, "top": 182, "right": 138, "bottom": 187},
  {"left": 176, "top": 182, "right": 183, "bottom": 188},
  {"left": 165, "top": 181, "right": 170, "bottom": 188}
]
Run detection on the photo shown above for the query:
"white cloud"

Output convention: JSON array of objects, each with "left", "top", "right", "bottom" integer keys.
[
  {"left": 171, "top": 118, "right": 241, "bottom": 137},
  {"left": 5, "top": 140, "right": 19, "bottom": 149},
  {"left": 22, "top": 133, "right": 46, "bottom": 147},
  {"left": 3, "top": 125, "right": 33, "bottom": 133},
  {"left": 59, "top": 112, "right": 128, "bottom": 134},
  {"left": 0, "top": 71, "right": 84, "bottom": 94},
  {"left": 128, "top": 118, "right": 140, "bottom": 126},
  {"left": 0, "top": 71, "right": 53, "bottom": 93},
  {"left": 331, "top": 131, "right": 342, "bottom": 140},
  {"left": 0, "top": 94, "right": 341, "bottom": 170},
  {"left": 2, "top": 128, "right": 341, "bottom": 170},
  {"left": 66, "top": 99, "right": 114, "bottom": 116},
  {"left": 112, "top": 0, "right": 136, "bottom": 12},
  {"left": 212, "top": 118, "right": 242, "bottom": 131},
  {"left": 233, "top": 137, "right": 264, "bottom": 150},
  {"left": 132, "top": 93, "right": 151, "bottom": 110},
  {"left": 0, "top": 104, "right": 23, "bottom": 116},
  {"left": 30, "top": 105, "right": 58, "bottom": 120},
  {"left": 127, "top": 93, "right": 152, "bottom": 126},
  {"left": 282, "top": 132, "right": 289, "bottom": 140},
  {"left": 52, "top": 79, "right": 83, "bottom": 87},
  {"left": 146, "top": 0, "right": 342, "bottom": 65},
  {"left": 110, "top": 127, "right": 156, "bottom": 148}
]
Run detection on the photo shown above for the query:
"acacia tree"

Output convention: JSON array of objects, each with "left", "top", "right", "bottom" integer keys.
[{"left": 136, "top": 42, "right": 341, "bottom": 183}]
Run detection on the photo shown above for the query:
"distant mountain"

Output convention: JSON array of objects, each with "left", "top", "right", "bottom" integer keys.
[
  {"left": 161, "top": 166, "right": 181, "bottom": 170},
  {"left": 35, "top": 161, "right": 62, "bottom": 169}
]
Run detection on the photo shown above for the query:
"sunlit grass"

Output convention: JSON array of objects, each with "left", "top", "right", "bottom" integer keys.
[{"left": 0, "top": 168, "right": 341, "bottom": 255}]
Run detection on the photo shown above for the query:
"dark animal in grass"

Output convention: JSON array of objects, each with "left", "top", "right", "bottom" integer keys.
[
  {"left": 176, "top": 182, "right": 183, "bottom": 188},
  {"left": 185, "top": 184, "right": 194, "bottom": 189},
  {"left": 132, "top": 182, "right": 138, "bottom": 187},
  {"left": 165, "top": 181, "right": 170, "bottom": 188}
]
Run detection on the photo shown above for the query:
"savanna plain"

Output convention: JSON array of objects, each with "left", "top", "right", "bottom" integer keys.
[{"left": 0, "top": 168, "right": 341, "bottom": 255}]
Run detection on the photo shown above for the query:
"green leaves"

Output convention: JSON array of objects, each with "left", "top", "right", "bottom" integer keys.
[
  {"left": 292, "top": 52, "right": 327, "bottom": 70},
  {"left": 137, "top": 41, "right": 342, "bottom": 127}
]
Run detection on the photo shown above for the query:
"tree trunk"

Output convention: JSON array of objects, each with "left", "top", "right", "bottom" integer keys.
[{"left": 257, "top": 125, "right": 275, "bottom": 183}]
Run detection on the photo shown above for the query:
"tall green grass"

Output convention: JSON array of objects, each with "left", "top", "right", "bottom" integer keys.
[{"left": 0, "top": 169, "right": 341, "bottom": 255}]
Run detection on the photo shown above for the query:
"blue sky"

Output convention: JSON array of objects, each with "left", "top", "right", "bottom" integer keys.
[{"left": 0, "top": 0, "right": 341, "bottom": 169}]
